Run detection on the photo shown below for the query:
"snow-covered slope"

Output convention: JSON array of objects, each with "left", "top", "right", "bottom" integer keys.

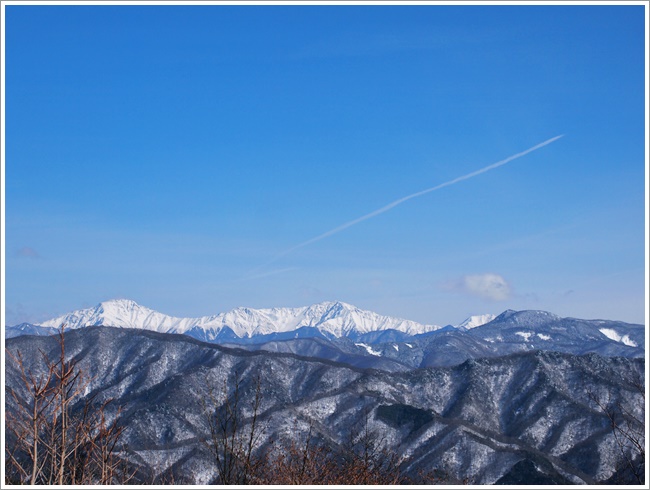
[
  {"left": 599, "top": 327, "right": 638, "bottom": 347},
  {"left": 6, "top": 327, "right": 646, "bottom": 484},
  {"left": 37, "top": 299, "right": 443, "bottom": 341},
  {"left": 456, "top": 313, "right": 496, "bottom": 330}
]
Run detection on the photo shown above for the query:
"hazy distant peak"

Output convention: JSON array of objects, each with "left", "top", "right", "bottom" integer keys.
[{"left": 457, "top": 314, "right": 496, "bottom": 330}]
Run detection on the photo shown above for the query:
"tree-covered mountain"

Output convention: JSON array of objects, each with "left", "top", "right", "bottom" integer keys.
[{"left": 5, "top": 326, "right": 645, "bottom": 484}]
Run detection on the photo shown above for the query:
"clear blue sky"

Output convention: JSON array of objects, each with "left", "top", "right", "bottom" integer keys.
[{"left": 3, "top": 3, "right": 647, "bottom": 326}]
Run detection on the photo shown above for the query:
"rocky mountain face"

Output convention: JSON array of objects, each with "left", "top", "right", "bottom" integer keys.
[{"left": 5, "top": 326, "right": 645, "bottom": 485}]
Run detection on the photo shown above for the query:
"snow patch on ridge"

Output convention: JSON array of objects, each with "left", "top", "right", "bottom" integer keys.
[
  {"left": 355, "top": 343, "right": 381, "bottom": 356},
  {"left": 599, "top": 328, "right": 637, "bottom": 347},
  {"left": 515, "top": 331, "right": 533, "bottom": 341}
]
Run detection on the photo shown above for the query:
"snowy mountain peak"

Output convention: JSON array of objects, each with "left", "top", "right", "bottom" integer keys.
[
  {"left": 95, "top": 299, "right": 145, "bottom": 319},
  {"left": 100, "top": 298, "right": 140, "bottom": 310},
  {"left": 456, "top": 314, "right": 497, "bottom": 331},
  {"left": 39, "top": 299, "right": 173, "bottom": 333},
  {"left": 36, "top": 299, "right": 443, "bottom": 341}
]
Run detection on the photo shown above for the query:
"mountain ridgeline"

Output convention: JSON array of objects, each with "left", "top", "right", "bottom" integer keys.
[
  {"left": 4, "top": 300, "right": 646, "bottom": 484},
  {"left": 7, "top": 300, "right": 644, "bottom": 369}
]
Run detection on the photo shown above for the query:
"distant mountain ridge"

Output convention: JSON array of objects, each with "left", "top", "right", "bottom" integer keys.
[
  {"left": 17, "top": 299, "right": 447, "bottom": 341},
  {"left": 6, "top": 301, "right": 644, "bottom": 365}
]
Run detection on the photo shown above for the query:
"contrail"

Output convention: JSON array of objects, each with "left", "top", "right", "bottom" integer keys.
[
  {"left": 259, "top": 135, "right": 563, "bottom": 269},
  {"left": 239, "top": 267, "right": 298, "bottom": 281}
]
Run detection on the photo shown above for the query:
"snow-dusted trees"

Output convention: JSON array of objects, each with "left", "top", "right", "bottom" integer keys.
[
  {"left": 589, "top": 374, "right": 645, "bottom": 484},
  {"left": 201, "top": 371, "right": 265, "bottom": 484},
  {"left": 260, "top": 408, "right": 410, "bottom": 484},
  {"left": 200, "top": 374, "right": 410, "bottom": 485}
]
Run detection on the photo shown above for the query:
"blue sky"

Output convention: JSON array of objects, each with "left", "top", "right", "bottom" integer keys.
[{"left": 3, "top": 3, "right": 647, "bottom": 326}]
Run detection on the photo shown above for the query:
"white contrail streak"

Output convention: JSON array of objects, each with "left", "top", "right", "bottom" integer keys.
[
  {"left": 262, "top": 135, "right": 564, "bottom": 268},
  {"left": 240, "top": 267, "right": 298, "bottom": 281}
]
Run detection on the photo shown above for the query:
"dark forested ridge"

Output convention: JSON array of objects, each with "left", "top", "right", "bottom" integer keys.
[{"left": 5, "top": 325, "right": 645, "bottom": 484}]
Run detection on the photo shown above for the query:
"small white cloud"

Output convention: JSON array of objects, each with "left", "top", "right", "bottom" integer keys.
[
  {"left": 461, "top": 273, "right": 511, "bottom": 301},
  {"left": 16, "top": 246, "right": 40, "bottom": 259}
]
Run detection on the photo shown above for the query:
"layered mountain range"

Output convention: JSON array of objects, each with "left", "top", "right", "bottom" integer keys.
[
  {"left": 5, "top": 300, "right": 645, "bottom": 484},
  {"left": 5, "top": 326, "right": 645, "bottom": 484},
  {"left": 7, "top": 299, "right": 645, "bottom": 369}
]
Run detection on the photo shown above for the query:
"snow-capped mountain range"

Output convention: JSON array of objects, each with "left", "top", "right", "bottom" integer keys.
[
  {"left": 8, "top": 300, "right": 644, "bottom": 362},
  {"left": 33, "top": 299, "right": 452, "bottom": 341}
]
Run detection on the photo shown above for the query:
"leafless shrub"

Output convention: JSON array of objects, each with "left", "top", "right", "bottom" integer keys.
[
  {"left": 261, "top": 409, "right": 409, "bottom": 485},
  {"left": 588, "top": 374, "right": 645, "bottom": 484},
  {"left": 200, "top": 370, "right": 266, "bottom": 484},
  {"left": 5, "top": 325, "right": 132, "bottom": 485}
]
